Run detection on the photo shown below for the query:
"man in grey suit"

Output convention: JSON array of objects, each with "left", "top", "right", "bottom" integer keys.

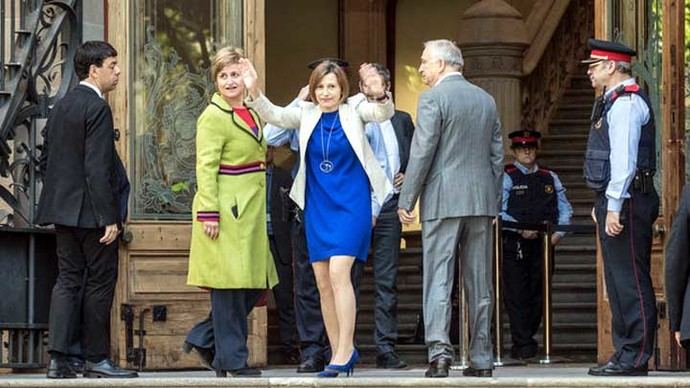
[{"left": 398, "top": 39, "right": 503, "bottom": 378}]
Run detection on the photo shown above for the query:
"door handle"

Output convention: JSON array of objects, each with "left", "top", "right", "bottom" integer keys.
[
  {"left": 653, "top": 223, "right": 665, "bottom": 238},
  {"left": 121, "top": 227, "right": 134, "bottom": 244}
]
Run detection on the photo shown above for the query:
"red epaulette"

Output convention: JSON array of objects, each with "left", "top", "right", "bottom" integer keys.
[
  {"left": 537, "top": 167, "right": 552, "bottom": 177},
  {"left": 504, "top": 164, "right": 517, "bottom": 173},
  {"left": 610, "top": 84, "right": 641, "bottom": 102}
]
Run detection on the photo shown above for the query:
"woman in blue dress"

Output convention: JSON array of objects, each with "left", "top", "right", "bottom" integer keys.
[{"left": 243, "top": 59, "right": 393, "bottom": 376}]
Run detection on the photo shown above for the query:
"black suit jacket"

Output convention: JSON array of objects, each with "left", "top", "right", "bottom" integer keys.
[
  {"left": 666, "top": 184, "right": 690, "bottom": 345},
  {"left": 268, "top": 165, "right": 293, "bottom": 265},
  {"left": 390, "top": 110, "right": 414, "bottom": 174},
  {"left": 36, "top": 85, "right": 128, "bottom": 228}
]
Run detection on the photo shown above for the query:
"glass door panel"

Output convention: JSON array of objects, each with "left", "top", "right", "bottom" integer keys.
[
  {"left": 129, "top": 0, "right": 243, "bottom": 219},
  {"left": 607, "top": 0, "right": 663, "bottom": 191}
]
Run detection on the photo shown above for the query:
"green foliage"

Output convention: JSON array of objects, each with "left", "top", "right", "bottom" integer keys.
[{"left": 171, "top": 181, "right": 190, "bottom": 193}]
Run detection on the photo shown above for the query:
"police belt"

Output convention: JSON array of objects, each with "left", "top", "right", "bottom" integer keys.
[
  {"left": 632, "top": 169, "right": 655, "bottom": 193},
  {"left": 501, "top": 221, "right": 595, "bottom": 234}
]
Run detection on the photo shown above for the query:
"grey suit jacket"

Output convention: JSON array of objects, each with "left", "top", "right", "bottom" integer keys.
[{"left": 399, "top": 74, "right": 503, "bottom": 221}]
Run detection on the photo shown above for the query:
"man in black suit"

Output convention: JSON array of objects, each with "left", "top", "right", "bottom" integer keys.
[
  {"left": 36, "top": 41, "right": 136, "bottom": 379},
  {"left": 665, "top": 185, "right": 690, "bottom": 349},
  {"left": 361, "top": 63, "right": 414, "bottom": 369},
  {"left": 266, "top": 146, "right": 299, "bottom": 364}
]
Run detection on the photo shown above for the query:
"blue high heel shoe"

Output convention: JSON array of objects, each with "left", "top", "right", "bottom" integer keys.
[{"left": 317, "top": 349, "right": 359, "bottom": 377}]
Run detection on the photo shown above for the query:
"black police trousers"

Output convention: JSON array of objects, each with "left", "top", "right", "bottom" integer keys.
[
  {"left": 595, "top": 189, "right": 659, "bottom": 369},
  {"left": 502, "top": 231, "right": 552, "bottom": 357}
]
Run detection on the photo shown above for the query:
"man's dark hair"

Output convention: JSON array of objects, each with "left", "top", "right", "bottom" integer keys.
[
  {"left": 74, "top": 41, "right": 118, "bottom": 80},
  {"left": 370, "top": 63, "right": 391, "bottom": 85}
]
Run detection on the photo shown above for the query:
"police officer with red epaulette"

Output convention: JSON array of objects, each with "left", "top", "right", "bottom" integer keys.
[
  {"left": 501, "top": 129, "right": 573, "bottom": 361},
  {"left": 583, "top": 39, "right": 659, "bottom": 377}
]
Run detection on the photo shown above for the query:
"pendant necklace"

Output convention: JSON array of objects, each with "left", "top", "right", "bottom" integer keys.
[{"left": 319, "top": 112, "right": 338, "bottom": 173}]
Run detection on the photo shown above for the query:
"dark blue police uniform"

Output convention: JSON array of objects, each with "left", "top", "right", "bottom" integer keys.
[{"left": 583, "top": 39, "right": 659, "bottom": 375}]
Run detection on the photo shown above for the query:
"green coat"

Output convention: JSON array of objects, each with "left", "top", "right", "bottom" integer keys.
[{"left": 187, "top": 93, "right": 278, "bottom": 289}]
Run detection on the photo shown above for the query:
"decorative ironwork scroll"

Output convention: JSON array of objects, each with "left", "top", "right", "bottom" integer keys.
[
  {"left": 521, "top": 0, "right": 594, "bottom": 134},
  {"left": 0, "top": 0, "right": 81, "bottom": 226}
]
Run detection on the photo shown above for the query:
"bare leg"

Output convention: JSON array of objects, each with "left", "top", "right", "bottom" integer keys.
[
  {"left": 312, "top": 261, "right": 338, "bottom": 360},
  {"left": 329, "top": 256, "right": 356, "bottom": 365}
]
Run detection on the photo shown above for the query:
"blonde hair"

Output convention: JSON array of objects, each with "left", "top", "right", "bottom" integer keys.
[
  {"left": 211, "top": 46, "right": 244, "bottom": 80},
  {"left": 308, "top": 61, "right": 349, "bottom": 105}
]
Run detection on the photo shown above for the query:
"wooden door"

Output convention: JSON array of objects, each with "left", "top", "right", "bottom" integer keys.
[
  {"left": 594, "top": 0, "right": 686, "bottom": 370},
  {"left": 107, "top": 0, "right": 266, "bottom": 370}
]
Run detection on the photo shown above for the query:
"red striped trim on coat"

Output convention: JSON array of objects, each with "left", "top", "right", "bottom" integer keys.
[
  {"left": 196, "top": 211, "right": 220, "bottom": 222},
  {"left": 218, "top": 161, "right": 266, "bottom": 175}
]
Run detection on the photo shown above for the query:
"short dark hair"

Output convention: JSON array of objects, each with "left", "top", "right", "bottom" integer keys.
[
  {"left": 308, "top": 61, "right": 349, "bottom": 105},
  {"left": 368, "top": 63, "right": 391, "bottom": 86},
  {"left": 74, "top": 41, "right": 118, "bottom": 80}
]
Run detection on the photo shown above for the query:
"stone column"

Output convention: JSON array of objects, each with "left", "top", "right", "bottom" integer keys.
[{"left": 457, "top": 0, "right": 529, "bottom": 147}]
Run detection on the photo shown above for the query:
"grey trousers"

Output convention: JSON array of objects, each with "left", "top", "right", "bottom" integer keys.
[{"left": 422, "top": 216, "right": 494, "bottom": 369}]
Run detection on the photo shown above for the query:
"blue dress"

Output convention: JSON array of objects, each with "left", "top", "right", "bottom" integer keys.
[{"left": 304, "top": 111, "right": 371, "bottom": 262}]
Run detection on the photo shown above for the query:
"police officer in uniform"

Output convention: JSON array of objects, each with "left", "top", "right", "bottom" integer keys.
[
  {"left": 501, "top": 130, "right": 572, "bottom": 360},
  {"left": 583, "top": 39, "right": 659, "bottom": 376}
]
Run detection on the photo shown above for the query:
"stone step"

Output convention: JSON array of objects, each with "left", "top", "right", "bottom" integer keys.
[{"left": 548, "top": 124, "right": 590, "bottom": 135}]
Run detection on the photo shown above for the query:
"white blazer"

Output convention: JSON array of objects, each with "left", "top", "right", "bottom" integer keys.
[{"left": 246, "top": 93, "right": 394, "bottom": 210}]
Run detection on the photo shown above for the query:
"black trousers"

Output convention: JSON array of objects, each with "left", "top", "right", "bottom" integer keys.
[
  {"left": 595, "top": 189, "right": 659, "bottom": 369},
  {"left": 291, "top": 212, "right": 363, "bottom": 362},
  {"left": 502, "top": 231, "right": 552, "bottom": 355},
  {"left": 48, "top": 225, "right": 118, "bottom": 362},
  {"left": 370, "top": 203, "right": 402, "bottom": 355},
  {"left": 291, "top": 215, "right": 327, "bottom": 361},
  {"left": 186, "top": 289, "right": 262, "bottom": 371},
  {"left": 268, "top": 236, "right": 298, "bottom": 352}
]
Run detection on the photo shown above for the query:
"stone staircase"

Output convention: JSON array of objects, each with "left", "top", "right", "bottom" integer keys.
[{"left": 520, "top": 74, "right": 597, "bottom": 360}]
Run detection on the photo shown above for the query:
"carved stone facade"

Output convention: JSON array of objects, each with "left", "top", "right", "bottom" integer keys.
[
  {"left": 456, "top": 0, "right": 593, "bottom": 138},
  {"left": 457, "top": 0, "right": 528, "bottom": 143}
]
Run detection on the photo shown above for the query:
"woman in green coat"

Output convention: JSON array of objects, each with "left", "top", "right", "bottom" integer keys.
[{"left": 182, "top": 47, "right": 278, "bottom": 378}]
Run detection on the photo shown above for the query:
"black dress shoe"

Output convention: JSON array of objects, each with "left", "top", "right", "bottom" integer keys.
[
  {"left": 67, "top": 356, "right": 85, "bottom": 374},
  {"left": 376, "top": 351, "right": 408, "bottom": 369},
  {"left": 46, "top": 357, "right": 77, "bottom": 379},
  {"left": 84, "top": 359, "right": 138, "bottom": 378},
  {"left": 281, "top": 348, "right": 301, "bottom": 365},
  {"left": 510, "top": 345, "right": 537, "bottom": 360},
  {"left": 463, "top": 366, "right": 492, "bottom": 377},
  {"left": 424, "top": 358, "right": 450, "bottom": 378},
  {"left": 182, "top": 341, "right": 214, "bottom": 371},
  {"left": 229, "top": 367, "right": 261, "bottom": 377},
  {"left": 297, "top": 357, "right": 324, "bottom": 373},
  {"left": 587, "top": 361, "right": 617, "bottom": 375},
  {"left": 587, "top": 362, "right": 647, "bottom": 376}
]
